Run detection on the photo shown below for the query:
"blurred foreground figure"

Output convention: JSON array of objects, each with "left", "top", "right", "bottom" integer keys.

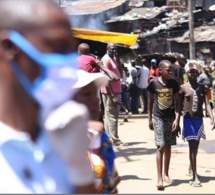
[
  {"left": 72, "top": 70, "right": 121, "bottom": 193},
  {"left": 0, "top": 0, "right": 95, "bottom": 193}
]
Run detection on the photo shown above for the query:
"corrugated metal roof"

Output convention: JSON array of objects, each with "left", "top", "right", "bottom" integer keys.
[
  {"left": 139, "top": 9, "right": 215, "bottom": 38},
  {"left": 60, "top": 0, "right": 127, "bottom": 15},
  {"left": 105, "top": 7, "right": 164, "bottom": 23},
  {"left": 168, "top": 25, "right": 215, "bottom": 43}
]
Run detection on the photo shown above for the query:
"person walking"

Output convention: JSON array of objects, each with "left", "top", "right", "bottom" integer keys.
[
  {"left": 100, "top": 43, "right": 127, "bottom": 146},
  {"left": 147, "top": 60, "right": 181, "bottom": 190},
  {"left": 179, "top": 60, "right": 215, "bottom": 187}
]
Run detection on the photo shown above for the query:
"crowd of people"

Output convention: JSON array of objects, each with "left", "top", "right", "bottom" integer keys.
[{"left": 0, "top": 0, "right": 215, "bottom": 194}]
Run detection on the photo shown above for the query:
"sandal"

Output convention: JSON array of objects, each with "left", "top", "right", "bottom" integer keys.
[
  {"left": 114, "top": 141, "right": 128, "bottom": 146},
  {"left": 189, "top": 180, "right": 202, "bottom": 187}
]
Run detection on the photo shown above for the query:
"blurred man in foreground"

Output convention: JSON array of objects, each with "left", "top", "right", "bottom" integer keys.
[{"left": 0, "top": 0, "right": 95, "bottom": 193}]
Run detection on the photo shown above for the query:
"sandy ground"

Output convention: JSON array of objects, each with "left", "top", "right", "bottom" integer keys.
[{"left": 114, "top": 116, "right": 215, "bottom": 194}]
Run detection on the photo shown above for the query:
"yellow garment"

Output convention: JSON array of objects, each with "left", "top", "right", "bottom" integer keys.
[{"left": 73, "top": 28, "right": 139, "bottom": 47}]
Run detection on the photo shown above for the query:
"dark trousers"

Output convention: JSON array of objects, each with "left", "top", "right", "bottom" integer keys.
[
  {"left": 129, "top": 83, "right": 140, "bottom": 114},
  {"left": 120, "top": 84, "right": 130, "bottom": 111}
]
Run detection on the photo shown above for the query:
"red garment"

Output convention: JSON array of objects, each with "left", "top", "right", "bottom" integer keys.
[
  {"left": 77, "top": 54, "right": 100, "bottom": 73},
  {"left": 149, "top": 68, "right": 159, "bottom": 77},
  {"left": 207, "top": 89, "right": 212, "bottom": 100},
  {"left": 100, "top": 54, "right": 122, "bottom": 94}
]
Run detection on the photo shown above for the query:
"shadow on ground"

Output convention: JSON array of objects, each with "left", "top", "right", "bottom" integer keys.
[
  {"left": 115, "top": 146, "right": 156, "bottom": 162},
  {"left": 164, "top": 175, "right": 215, "bottom": 189},
  {"left": 126, "top": 141, "right": 146, "bottom": 146},
  {"left": 120, "top": 175, "right": 151, "bottom": 181}
]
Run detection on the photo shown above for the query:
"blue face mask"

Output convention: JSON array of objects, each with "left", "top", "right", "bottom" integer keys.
[
  {"left": 108, "top": 51, "right": 115, "bottom": 58},
  {"left": 8, "top": 31, "right": 78, "bottom": 110}
]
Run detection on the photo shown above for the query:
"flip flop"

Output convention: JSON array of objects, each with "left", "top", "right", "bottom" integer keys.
[{"left": 189, "top": 180, "right": 202, "bottom": 187}]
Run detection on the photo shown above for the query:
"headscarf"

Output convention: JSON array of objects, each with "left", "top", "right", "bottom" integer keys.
[{"left": 184, "top": 60, "right": 201, "bottom": 73}]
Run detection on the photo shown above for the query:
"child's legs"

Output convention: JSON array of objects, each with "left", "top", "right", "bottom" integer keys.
[
  {"left": 153, "top": 117, "right": 175, "bottom": 186},
  {"left": 188, "top": 140, "right": 200, "bottom": 181},
  {"left": 156, "top": 146, "right": 165, "bottom": 185},
  {"left": 188, "top": 139, "right": 200, "bottom": 171},
  {"left": 164, "top": 146, "right": 171, "bottom": 176},
  {"left": 164, "top": 146, "right": 173, "bottom": 183}
]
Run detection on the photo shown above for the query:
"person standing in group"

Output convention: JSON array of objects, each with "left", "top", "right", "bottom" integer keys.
[
  {"left": 0, "top": 0, "right": 96, "bottom": 193},
  {"left": 136, "top": 58, "right": 150, "bottom": 114},
  {"left": 172, "top": 53, "right": 186, "bottom": 85},
  {"left": 77, "top": 42, "right": 119, "bottom": 124},
  {"left": 100, "top": 43, "right": 127, "bottom": 146},
  {"left": 148, "top": 58, "right": 159, "bottom": 82},
  {"left": 198, "top": 65, "right": 213, "bottom": 116},
  {"left": 179, "top": 60, "right": 214, "bottom": 187},
  {"left": 128, "top": 59, "right": 140, "bottom": 114},
  {"left": 77, "top": 42, "right": 119, "bottom": 80},
  {"left": 120, "top": 63, "right": 130, "bottom": 113},
  {"left": 147, "top": 60, "right": 181, "bottom": 190}
]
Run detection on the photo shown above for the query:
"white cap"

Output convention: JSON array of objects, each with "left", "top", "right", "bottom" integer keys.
[{"left": 72, "top": 69, "right": 109, "bottom": 89}]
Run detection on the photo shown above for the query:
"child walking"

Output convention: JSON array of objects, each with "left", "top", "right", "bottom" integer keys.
[
  {"left": 147, "top": 60, "right": 181, "bottom": 190},
  {"left": 179, "top": 60, "right": 214, "bottom": 187}
]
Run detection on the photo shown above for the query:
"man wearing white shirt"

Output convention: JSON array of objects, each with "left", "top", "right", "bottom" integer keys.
[
  {"left": 136, "top": 58, "right": 150, "bottom": 114},
  {"left": 128, "top": 60, "right": 141, "bottom": 114}
]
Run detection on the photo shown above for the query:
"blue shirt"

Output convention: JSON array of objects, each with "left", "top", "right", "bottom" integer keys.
[{"left": 0, "top": 122, "right": 73, "bottom": 193}]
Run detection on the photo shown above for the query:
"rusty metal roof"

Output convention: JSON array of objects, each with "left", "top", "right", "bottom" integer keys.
[
  {"left": 168, "top": 25, "right": 215, "bottom": 43},
  {"left": 61, "top": 0, "right": 127, "bottom": 15},
  {"left": 105, "top": 7, "right": 164, "bottom": 23}
]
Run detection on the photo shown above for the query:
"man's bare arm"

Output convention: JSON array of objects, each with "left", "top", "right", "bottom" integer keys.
[{"left": 97, "top": 61, "right": 119, "bottom": 82}]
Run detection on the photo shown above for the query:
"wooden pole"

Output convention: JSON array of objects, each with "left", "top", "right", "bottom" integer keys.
[{"left": 189, "top": 0, "right": 195, "bottom": 59}]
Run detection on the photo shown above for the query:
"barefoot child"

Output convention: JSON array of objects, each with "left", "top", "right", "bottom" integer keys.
[
  {"left": 147, "top": 60, "right": 181, "bottom": 189},
  {"left": 179, "top": 60, "right": 214, "bottom": 187}
]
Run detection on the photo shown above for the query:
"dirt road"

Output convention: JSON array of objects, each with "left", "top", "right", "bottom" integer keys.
[{"left": 115, "top": 116, "right": 215, "bottom": 194}]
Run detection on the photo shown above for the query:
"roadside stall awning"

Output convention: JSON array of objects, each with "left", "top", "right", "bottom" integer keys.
[{"left": 72, "top": 28, "right": 139, "bottom": 47}]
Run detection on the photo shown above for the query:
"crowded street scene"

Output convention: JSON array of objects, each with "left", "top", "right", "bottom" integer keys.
[{"left": 0, "top": 0, "right": 215, "bottom": 193}]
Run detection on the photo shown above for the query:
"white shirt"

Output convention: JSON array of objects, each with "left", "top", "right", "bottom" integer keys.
[
  {"left": 136, "top": 65, "right": 149, "bottom": 89},
  {"left": 128, "top": 66, "right": 139, "bottom": 84},
  {"left": 121, "top": 70, "right": 127, "bottom": 85},
  {"left": 0, "top": 122, "right": 73, "bottom": 193}
]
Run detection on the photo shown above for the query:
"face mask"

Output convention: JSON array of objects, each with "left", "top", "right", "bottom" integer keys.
[
  {"left": 8, "top": 31, "right": 78, "bottom": 112},
  {"left": 108, "top": 50, "right": 117, "bottom": 58}
]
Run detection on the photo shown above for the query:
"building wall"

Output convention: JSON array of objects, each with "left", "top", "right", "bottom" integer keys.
[{"left": 171, "top": 41, "right": 215, "bottom": 63}]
